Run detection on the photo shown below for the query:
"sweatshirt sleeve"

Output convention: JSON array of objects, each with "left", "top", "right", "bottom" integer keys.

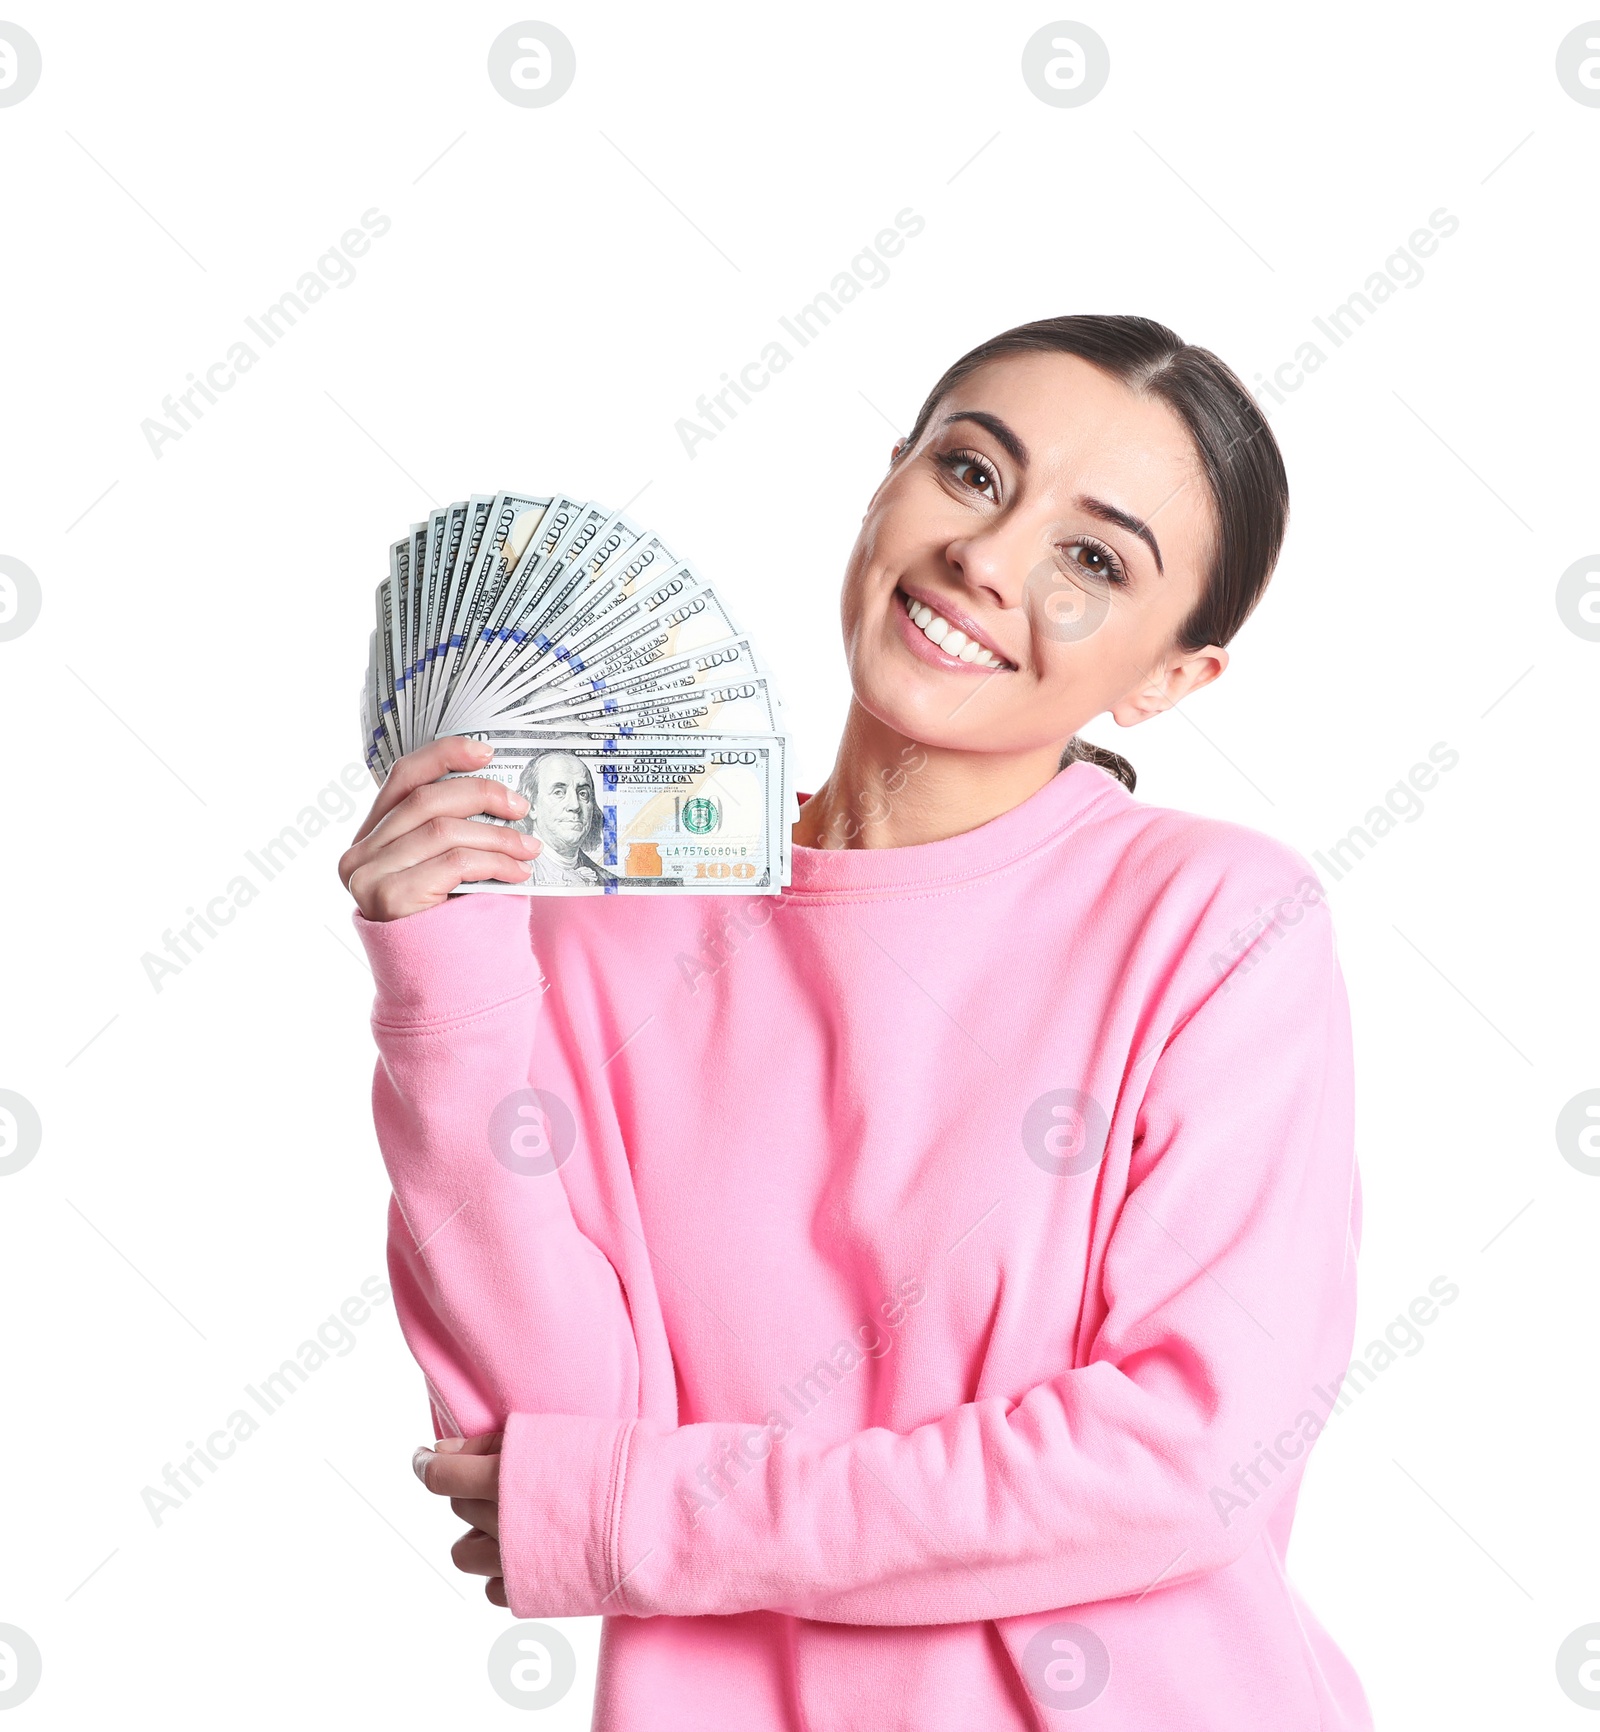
[
  {"left": 492, "top": 881, "right": 1362, "bottom": 1626},
  {"left": 356, "top": 894, "right": 640, "bottom": 1441}
]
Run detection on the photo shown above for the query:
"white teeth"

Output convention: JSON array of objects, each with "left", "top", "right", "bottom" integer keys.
[{"left": 901, "top": 590, "right": 1008, "bottom": 669}]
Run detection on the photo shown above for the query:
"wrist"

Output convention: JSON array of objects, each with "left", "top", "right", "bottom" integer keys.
[{"left": 354, "top": 893, "right": 539, "bottom": 1024}]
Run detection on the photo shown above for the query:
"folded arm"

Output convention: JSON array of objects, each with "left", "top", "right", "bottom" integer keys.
[{"left": 492, "top": 890, "right": 1361, "bottom": 1625}]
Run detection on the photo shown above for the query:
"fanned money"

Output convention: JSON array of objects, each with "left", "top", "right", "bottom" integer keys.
[{"left": 360, "top": 491, "right": 793, "bottom": 894}]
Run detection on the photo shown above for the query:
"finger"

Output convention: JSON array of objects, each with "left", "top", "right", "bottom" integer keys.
[
  {"left": 415, "top": 1446, "right": 500, "bottom": 1499},
  {"left": 450, "top": 1495, "right": 499, "bottom": 1538},
  {"left": 341, "top": 774, "right": 532, "bottom": 888},
  {"left": 351, "top": 736, "right": 496, "bottom": 847},
  {"left": 487, "top": 1576, "right": 508, "bottom": 1609},
  {"left": 358, "top": 814, "right": 542, "bottom": 882},
  {"left": 369, "top": 773, "right": 533, "bottom": 846},
  {"left": 351, "top": 848, "right": 537, "bottom": 922},
  {"left": 450, "top": 1527, "right": 503, "bottom": 1579},
  {"left": 437, "top": 1430, "right": 504, "bottom": 1455}
]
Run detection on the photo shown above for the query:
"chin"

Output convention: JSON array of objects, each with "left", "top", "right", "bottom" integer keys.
[
  {"left": 851, "top": 661, "right": 973, "bottom": 751},
  {"left": 844, "top": 612, "right": 984, "bottom": 748}
]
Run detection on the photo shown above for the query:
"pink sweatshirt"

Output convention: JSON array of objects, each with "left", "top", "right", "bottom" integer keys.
[{"left": 354, "top": 759, "right": 1372, "bottom": 1730}]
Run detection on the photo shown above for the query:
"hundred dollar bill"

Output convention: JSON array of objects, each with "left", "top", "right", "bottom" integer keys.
[
  {"left": 403, "top": 503, "right": 450, "bottom": 749},
  {"left": 430, "top": 493, "right": 502, "bottom": 738},
  {"left": 452, "top": 500, "right": 608, "bottom": 693},
  {"left": 464, "top": 571, "right": 742, "bottom": 724},
  {"left": 360, "top": 486, "right": 794, "bottom": 887},
  {"left": 413, "top": 503, "right": 452, "bottom": 728},
  {"left": 435, "top": 490, "right": 559, "bottom": 725},
  {"left": 385, "top": 531, "right": 415, "bottom": 752},
  {"left": 366, "top": 624, "right": 403, "bottom": 780},
  {"left": 454, "top": 532, "right": 685, "bottom": 723},
  {"left": 418, "top": 498, "right": 473, "bottom": 740},
  {"left": 453, "top": 500, "right": 638, "bottom": 724},
  {"left": 548, "top": 528, "right": 682, "bottom": 644},
  {"left": 363, "top": 630, "right": 384, "bottom": 778},
  {"left": 514, "top": 633, "right": 769, "bottom": 719},
  {"left": 438, "top": 490, "right": 569, "bottom": 724},
  {"left": 404, "top": 521, "right": 427, "bottom": 743},
  {"left": 371, "top": 579, "right": 403, "bottom": 771},
  {"left": 513, "top": 674, "right": 782, "bottom": 739},
  {"left": 448, "top": 730, "right": 785, "bottom": 895},
  {"left": 474, "top": 524, "right": 677, "bottom": 707}
]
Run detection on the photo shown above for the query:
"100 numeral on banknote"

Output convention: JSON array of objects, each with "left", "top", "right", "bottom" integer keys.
[{"left": 448, "top": 731, "right": 785, "bottom": 895}]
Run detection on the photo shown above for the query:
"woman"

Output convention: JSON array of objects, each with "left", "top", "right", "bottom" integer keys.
[{"left": 339, "top": 315, "right": 1371, "bottom": 1730}]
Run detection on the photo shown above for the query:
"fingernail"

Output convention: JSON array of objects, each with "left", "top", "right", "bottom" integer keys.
[
  {"left": 466, "top": 738, "right": 493, "bottom": 758},
  {"left": 435, "top": 1435, "right": 466, "bottom": 1453},
  {"left": 412, "top": 1446, "right": 435, "bottom": 1484}
]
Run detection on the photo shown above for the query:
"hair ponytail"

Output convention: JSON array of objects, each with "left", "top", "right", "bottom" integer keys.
[{"left": 1059, "top": 735, "right": 1137, "bottom": 792}]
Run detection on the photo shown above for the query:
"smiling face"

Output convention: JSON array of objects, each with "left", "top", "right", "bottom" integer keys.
[{"left": 840, "top": 350, "right": 1227, "bottom": 758}]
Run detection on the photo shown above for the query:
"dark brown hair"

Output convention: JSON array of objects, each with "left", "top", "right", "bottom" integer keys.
[{"left": 896, "top": 314, "right": 1289, "bottom": 794}]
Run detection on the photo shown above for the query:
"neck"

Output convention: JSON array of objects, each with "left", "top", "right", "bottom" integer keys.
[{"left": 793, "top": 700, "right": 1070, "bottom": 850}]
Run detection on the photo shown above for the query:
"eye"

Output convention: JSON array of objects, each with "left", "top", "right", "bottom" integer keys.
[
  {"left": 1058, "top": 537, "right": 1128, "bottom": 587},
  {"left": 934, "top": 447, "right": 999, "bottom": 500}
]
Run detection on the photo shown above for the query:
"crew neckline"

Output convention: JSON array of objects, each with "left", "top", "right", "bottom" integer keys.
[{"left": 784, "top": 759, "right": 1126, "bottom": 899}]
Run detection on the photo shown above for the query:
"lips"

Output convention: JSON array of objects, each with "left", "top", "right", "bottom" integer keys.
[{"left": 895, "top": 586, "right": 1016, "bottom": 669}]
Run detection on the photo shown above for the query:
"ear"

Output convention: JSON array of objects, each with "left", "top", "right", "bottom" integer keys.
[{"left": 1108, "top": 645, "right": 1229, "bottom": 728}]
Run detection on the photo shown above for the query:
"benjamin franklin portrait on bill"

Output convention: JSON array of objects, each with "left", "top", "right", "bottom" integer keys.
[{"left": 514, "top": 750, "right": 617, "bottom": 887}]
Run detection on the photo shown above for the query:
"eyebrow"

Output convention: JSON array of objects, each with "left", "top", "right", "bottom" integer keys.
[
  {"left": 937, "top": 409, "right": 1166, "bottom": 577},
  {"left": 1078, "top": 493, "right": 1165, "bottom": 578},
  {"left": 941, "top": 410, "right": 1028, "bottom": 467}
]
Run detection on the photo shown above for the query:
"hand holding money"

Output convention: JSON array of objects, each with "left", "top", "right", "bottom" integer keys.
[
  {"left": 339, "top": 737, "right": 542, "bottom": 921},
  {"left": 360, "top": 490, "right": 794, "bottom": 896}
]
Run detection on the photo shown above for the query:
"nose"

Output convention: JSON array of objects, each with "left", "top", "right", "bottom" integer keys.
[{"left": 941, "top": 514, "right": 1037, "bottom": 611}]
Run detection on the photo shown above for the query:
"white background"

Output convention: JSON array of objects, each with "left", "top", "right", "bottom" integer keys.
[{"left": 1, "top": 2, "right": 1595, "bottom": 1725}]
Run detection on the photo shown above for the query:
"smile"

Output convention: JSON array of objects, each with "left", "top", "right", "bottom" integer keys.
[{"left": 897, "top": 588, "right": 1014, "bottom": 669}]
